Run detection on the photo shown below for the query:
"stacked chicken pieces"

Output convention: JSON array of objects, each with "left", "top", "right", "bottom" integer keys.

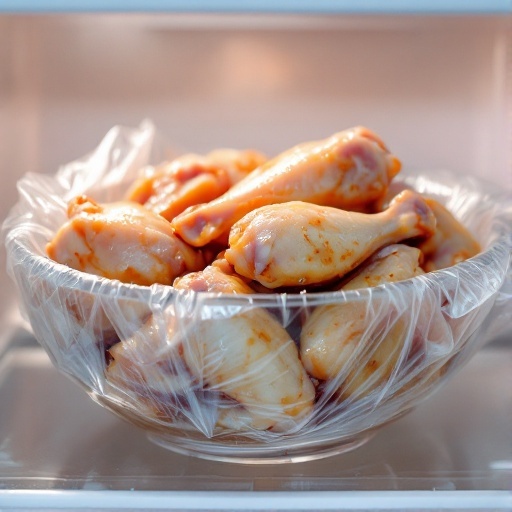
[{"left": 46, "top": 127, "right": 481, "bottom": 436}]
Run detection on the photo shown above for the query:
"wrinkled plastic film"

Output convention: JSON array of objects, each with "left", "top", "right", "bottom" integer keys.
[{"left": 3, "top": 123, "right": 512, "bottom": 456}]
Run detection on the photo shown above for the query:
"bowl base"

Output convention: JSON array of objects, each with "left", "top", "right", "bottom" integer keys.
[{"left": 146, "top": 431, "right": 375, "bottom": 464}]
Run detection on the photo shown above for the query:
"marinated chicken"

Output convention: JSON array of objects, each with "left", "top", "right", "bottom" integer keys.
[
  {"left": 418, "top": 198, "right": 481, "bottom": 271},
  {"left": 300, "top": 245, "right": 424, "bottom": 397},
  {"left": 106, "top": 262, "right": 255, "bottom": 426},
  {"left": 172, "top": 126, "right": 401, "bottom": 246},
  {"left": 107, "top": 313, "right": 192, "bottom": 405},
  {"left": 45, "top": 125, "right": 484, "bottom": 437},
  {"left": 341, "top": 243, "right": 425, "bottom": 290},
  {"left": 372, "top": 186, "right": 481, "bottom": 271},
  {"left": 126, "top": 149, "right": 266, "bottom": 222},
  {"left": 175, "top": 264, "right": 316, "bottom": 431},
  {"left": 46, "top": 196, "right": 206, "bottom": 286},
  {"left": 173, "top": 257, "right": 254, "bottom": 294},
  {"left": 225, "top": 190, "right": 435, "bottom": 289}
]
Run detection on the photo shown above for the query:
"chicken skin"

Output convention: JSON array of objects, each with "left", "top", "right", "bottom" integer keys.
[
  {"left": 172, "top": 127, "right": 401, "bottom": 246},
  {"left": 174, "top": 264, "right": 316, "bottom": 432},
  {"left": 106, "top": 262, "right": 256, "bottom": 429},
  {"left": 173, "top": 258, "right": 255, "bottom": 294},
  {"left": 46, "top": 196, "right": 206, "bottom": 286},
  {"left": 107, "top": 312, "right": 193, "bottom": 410},
  {"left": 341, "top": 243, "right": 425, "bottom": 291},
  {"left": 300, "top": 244, "right": 424, "bottom": 398},
  {"left": 225, "top": 190, "right": 436, "bottom": 289},
  {"left": 372, "top": 185, "right": 481, "bottom": 271},
  {"left": 418, "top": 198, "right": 481, "bottom": 271},
  {"left": 126, "top": 149, "right": 266, "bottom": 222}
]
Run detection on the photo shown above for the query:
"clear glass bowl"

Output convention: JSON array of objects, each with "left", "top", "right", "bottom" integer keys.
[{"left": 3, "top": 124, "right": 511, "bottom": 463}]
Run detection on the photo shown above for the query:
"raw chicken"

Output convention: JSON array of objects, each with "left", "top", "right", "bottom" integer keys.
[
  {"left": 300, "top": 244, "right": 424, "bottom": 397},
  {"left": 173, "top": 257, "right": 254, "bottom": 294},
  {"left": 341, "top": 243, "right": 425, "bottom": 290},
  {"left": 370, "top": 180, "right": 412, "bottom": 213},
  {"left": 107, "top": 313, "right": 193, "bottom": 412},
  {"left": 174, "top": 263, "right": 316, "bottom": 432},
  {"left": 225, "top": 190, "right": 436, "bottom": 289},
  {"left": 418, "top": 198, "right": 481, "bottom": 271},
  {"left": 172, "top": 126, "right": 401, "bottom": 246},
  {"left": 126, "top": 149, "right": 266, "bottom": 221},
  {"left": 105, "top": 262, "right": 255, "bottom": 430},
  {"left": 371, "top": 184, "right": 481, "bottom": 271},
  {"left": 46, "top": 195, "right": 206, "bottom": 286}
]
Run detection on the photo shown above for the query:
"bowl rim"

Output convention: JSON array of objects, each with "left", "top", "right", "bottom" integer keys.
[
  {"left": 9, "top": 230, "right": 511, "bottom": 310},
  {"left": 5, "top": 168, "right": 512, "bottom": 309}
]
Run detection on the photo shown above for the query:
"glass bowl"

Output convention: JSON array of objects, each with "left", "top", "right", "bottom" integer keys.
[{"left": 4, "top": 123, "right": 511, "bottom": 463}]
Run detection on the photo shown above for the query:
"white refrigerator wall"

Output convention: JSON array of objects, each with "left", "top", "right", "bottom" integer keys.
[{"left": 0, "top": 14, "right": 511, "bottom": 320}]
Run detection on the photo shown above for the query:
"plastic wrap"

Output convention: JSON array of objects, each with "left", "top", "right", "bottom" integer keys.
[{"left": 3, "top": 122, "right": 512, "bottom": 463}]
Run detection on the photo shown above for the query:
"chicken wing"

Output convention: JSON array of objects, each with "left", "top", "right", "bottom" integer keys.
[
  {"left": 225, "top": 190, "right": 435, "bottom": 289},
  {"left": 46, "top": 195, "right": 206, "bottom": 286},
  {"left": 126, "top": 149, "right": 266, "bottom": 222},
  {"left": 174, "top": 264, "right": 316, "bottom": 432},
  {"left": 105, "top": 262, "right": 254, "bottom": 429},
  {"left": 300, "top": 244, "right": 424, "bottom": 397},
  {"left": 341, "top": 243, "right": 425, "bottom": 290},
  {"left": 371, "top": 186, "right": 480, "bottom": 270},
  {"left": 172, "top": 126, "right": 401, "bottom": 246},
  {"left": 173, "top": 258, "right": 255, "bottom": 294},
  {"left": 418, "top": 198, "right": 481, "bottom": 271}
]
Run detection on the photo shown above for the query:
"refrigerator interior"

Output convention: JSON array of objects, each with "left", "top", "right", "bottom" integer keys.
[{"left": 0, "top": 13, "right": 511, "bottom": 509}]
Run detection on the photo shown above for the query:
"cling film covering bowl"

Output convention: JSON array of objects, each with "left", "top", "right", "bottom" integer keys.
[{"left": 3, "top": 122, "right": 512, "bottom": 463}]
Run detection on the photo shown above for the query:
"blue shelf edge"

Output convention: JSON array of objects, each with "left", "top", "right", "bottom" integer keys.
[{"left": 1, "top": 0, "right": 511, "bottom": 14}]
